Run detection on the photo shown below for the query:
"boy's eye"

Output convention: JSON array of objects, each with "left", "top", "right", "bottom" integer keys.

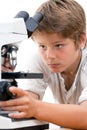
[
  {"left": 55, "top": 44, "right": 63, "bottom": 48},
  {"left": 39, "top": 45, "right": 47, "bottom": 50}
]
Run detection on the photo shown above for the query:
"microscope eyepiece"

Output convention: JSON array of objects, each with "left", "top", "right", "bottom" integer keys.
[
  {"left": 33, "top": 12, "right": 43, "bottom": 23},
  {"left": 15, "top": 11, "right": 29, "bottom": 22},
  {"left": 15, "top": 11, "right": 43, "bottom": 37},
  {"left": 26, "top": 12, "right": 43, "bottom": 37}
]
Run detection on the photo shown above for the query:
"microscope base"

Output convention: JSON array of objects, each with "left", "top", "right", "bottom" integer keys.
[
  {"left": 0, "top": 124, "right": 49, "bottom": 130},
  {"left": 0, "top": 113, "right": 49, "bottom": 130}
]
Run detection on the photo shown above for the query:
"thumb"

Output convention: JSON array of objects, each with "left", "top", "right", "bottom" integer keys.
[{"left": 9, "top": 87, "right": 26, "bottom": 97}]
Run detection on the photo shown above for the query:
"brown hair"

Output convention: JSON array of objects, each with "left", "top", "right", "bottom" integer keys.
[{"left": 32, "top": 0, "right": 86, "bottom": 45}]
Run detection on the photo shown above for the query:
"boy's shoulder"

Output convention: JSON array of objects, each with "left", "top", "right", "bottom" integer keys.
[{"left": 81, "top": 47, "right": 87, "bottom": 71}]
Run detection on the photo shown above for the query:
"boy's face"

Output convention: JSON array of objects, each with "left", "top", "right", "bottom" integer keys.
[{"left": 34, "top": 32, "right": 82, "bottom": 73}]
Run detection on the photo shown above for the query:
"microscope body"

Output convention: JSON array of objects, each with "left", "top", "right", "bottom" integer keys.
[
  {"left": 0, "top": 17, "right": 28, "bottom": 100},
  {"left": 0, "top": 11, "right": 43, "bottom": 101},
  {"left": 0, "top": 11, "right": 49, "bottom": 130}
]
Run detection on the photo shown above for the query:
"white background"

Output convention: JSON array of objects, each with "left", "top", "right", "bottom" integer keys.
[
  {"left": 0, "top": 0, "right": 87, "bottom": 20},
  {"left": 0, "top": 0, "right": 87, "bottom": 59},
  {"left": 0, "top": 0, "right": 87, "bottom": 106},
  {"left": 0, "top": 0, "right": 87, "bottom": 129},
  {"left": 0, "top": 0, "right": 86, "bottom": 66},
  {"left": 0, "top": 0, "right": 87, "bottom": 104}
]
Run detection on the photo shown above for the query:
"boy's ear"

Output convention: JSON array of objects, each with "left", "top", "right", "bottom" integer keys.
[{"left": 80, "top": 33, "right": 86, "bottom": 49}]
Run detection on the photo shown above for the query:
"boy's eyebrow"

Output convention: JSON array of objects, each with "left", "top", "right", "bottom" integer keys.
[
  {"left": 52, "top": 40, "right": 65, "bottom": 44},
  {"left": 38, "top": 40, "right": 65, "bottom": 44}
]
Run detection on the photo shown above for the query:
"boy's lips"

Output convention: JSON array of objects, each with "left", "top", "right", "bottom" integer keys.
[{"left": 48, "top": 63, "right": 60, "bottom": 68}]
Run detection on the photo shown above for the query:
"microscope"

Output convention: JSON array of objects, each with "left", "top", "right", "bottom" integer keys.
[{"left": 0, "top": 11, "right": 49, "bottom": 130}]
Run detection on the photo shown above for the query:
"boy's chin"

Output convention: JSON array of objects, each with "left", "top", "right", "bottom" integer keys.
[{"left": 49, "top": 68, "right": 62, "bottom": 73}]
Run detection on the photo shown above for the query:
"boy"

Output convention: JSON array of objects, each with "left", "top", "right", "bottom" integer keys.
[{"left": 0, "top": 0, "right": 87, "bottom": 129}]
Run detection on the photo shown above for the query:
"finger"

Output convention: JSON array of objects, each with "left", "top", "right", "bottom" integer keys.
[
  {"left": 0, "top": 96, "right": 27, "bottom": 107},
  {"left": 0, "top": 98, "right": 21, "bottom": 107},
  {"left": 0, "top": 99, "right": 23, "bottom": 108},
  {"left": 8, "top": 111, "right": 27, "bottom": 119},
  {"left": 11, "top": 66, "right": 15, "bottom": 71},
  {"left": 0, "top": 87, "right": 28, "bottom": 107},
  {"left": 9, "top": 87, "right": 27, "bottom": 97},
  {"left": 2, "top": 104, "right": 28, "bottom": 112},
  {"left": 1, "top": 66, "right": 12, "bottom": 72},
  {"left": 4, "top": 60, "right": 11, "bottom": 68}
]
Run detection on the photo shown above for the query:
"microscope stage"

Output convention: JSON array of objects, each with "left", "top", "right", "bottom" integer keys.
[{"left": 0, "top": 112, "right": 49, "bottom": 130}]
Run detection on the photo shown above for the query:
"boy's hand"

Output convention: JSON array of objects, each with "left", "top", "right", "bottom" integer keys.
[
  {"left": 1, "top": 57, "right": 15, "bottom": 72},
  {"left": 0, "top": 87, "right": 38, "bottom": 119}
]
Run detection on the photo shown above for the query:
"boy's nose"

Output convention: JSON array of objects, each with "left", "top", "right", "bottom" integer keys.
[{"left": 46, "top": 48, "right": 55, "bottom": 59}]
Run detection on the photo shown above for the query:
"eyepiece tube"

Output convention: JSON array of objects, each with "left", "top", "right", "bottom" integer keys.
[
  {"left": 26, "top": 12, "right": 43, "bottom": 37},
  {"left": 15, "top": 11, "right": 29, "bottom": 22},
  {"left": 33, "top": 12, "right": 43, "bottom": 23}
]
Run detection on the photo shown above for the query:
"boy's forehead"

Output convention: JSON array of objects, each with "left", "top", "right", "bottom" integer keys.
[
  {"left": 35, "top": 31, "right": 63, "bottom": 37},
  {"left": 34, "top": 32, "right": 72, "bottom": 44}
]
